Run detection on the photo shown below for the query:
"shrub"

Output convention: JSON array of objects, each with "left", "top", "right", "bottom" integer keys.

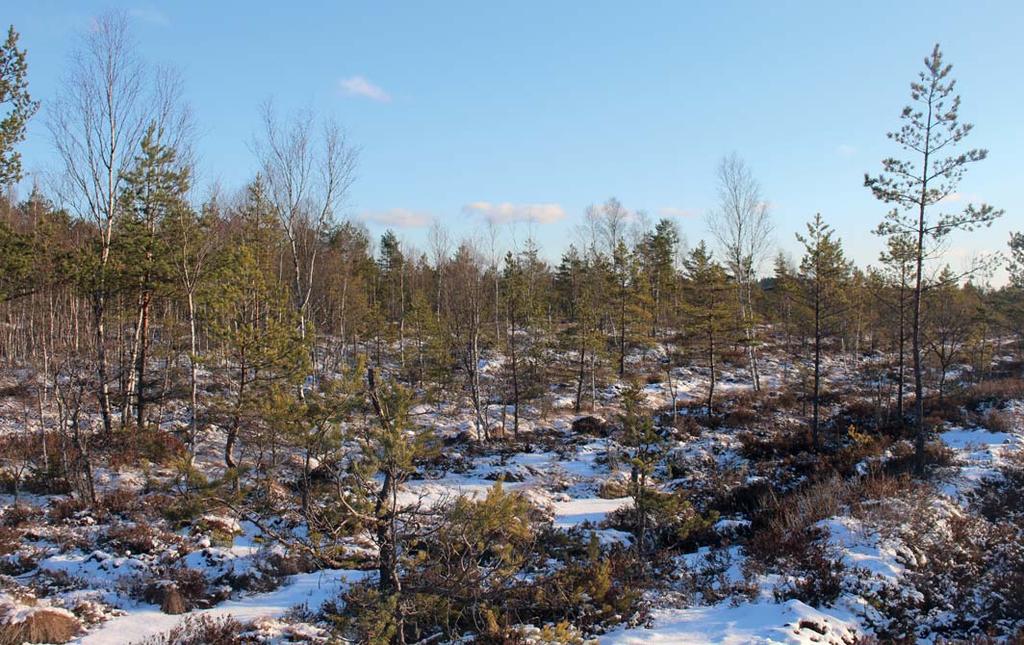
[
  {"left": 106, "top": 524, "right": 161, "bottom": 555},
  {"left": 139, "top": 567, "right": 212, "bottom": 614},
  {"left": 131, "top": 615, "right": 257, "bottom": 644},
  {"left": 606, "top": 489, "right": 717, "bottom": 551},
  {"left": 963, "top": 378, "right": 1024, "bottom": 408},
  {"left": 1, "top": 504, "right": 41, "bottom": 528},
  {"left": 0, "top": 607, "right": 81, "bottom": 645},
  {"left": 596, "top": 475, "right": 630, "bottom": 499},
  {"left": 0, "top": 527, "right": 20, "bottom": 557},
  {"left": 723, "top": 405, "right": 759, "bottom": 429},
  {"left": 101, "top": 487, "right": 142, "bottom": 516},
  {"left": 714, "top": 477, "right": 775, "bottom": 516},
  {"left": 333, "top": 490, "right": 642, "bottom": 643},
  {"left": 97, "top": 429, "right": 187, "bottom": 470},
  {"left": 160, "top": 495, "right": 206, "bottom": 526},
  {"left": 771, "top": 534, "right": 846, "bottom": 607},
  {"left": 862, "top": 514, "right": 1024, "bottom": 641},
  {"left": 738, "top": 428, "right": 813, "bottom": 461},
  {"left": 882, "top": 440, "right": 956, "bottom": 476},
  {"left": 983, "top": 409, "right": 1016, "bottom": 434},
  {"left": 527, "top": 546, "right": 644, "bottom": 634},
  {"left": 571, "top": 416, "right": 609, "bottom": 437},
  {"left": 974, "top": 451, "right": 1024, "bottom": 523},
  {"left": 47, "top": 497, "right": 88, "bottom": 523}
]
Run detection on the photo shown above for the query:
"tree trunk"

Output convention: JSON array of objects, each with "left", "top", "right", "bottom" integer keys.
[
  {"left": 135, "top": 292, "right": 151, "bottom": 429},
  {"left": 92, "top": 294, "right": 113, "bottom": 434}
]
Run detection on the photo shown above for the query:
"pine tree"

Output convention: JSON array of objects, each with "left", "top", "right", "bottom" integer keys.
[
  {"left": 619, "top": 381, "right": 662, "bottom": 554},
  {"left": 681, "top": 242, "right": 735, "bottom": 417},
  {"left": 164, "top": 193, "right": 221, "bottom": 454},
  {"left": 639, "top": 219, "right": 680, "bottom": 338},
  {"left": 795, "top": 214, "right": 851, "bottom": 450},
  {"left": 924, "top": 268, "right": 977, "bottom": 402},
  {"left": 0, "top": 25, "right": 39, "bottom": 186},
  {"left": 555, "top": 246, "right": 606, "bottom": 413},
  {"left": 768, "top": 252, "right": 799, "bottom": 384},
  {"left": 115, "top": 123, "right": 191, "bottom": 429},
  {"left": 378, "top": 230, "right": 407, "bottom": 365},
  {"left": 865, "top": 44, "right": 1003, "bottom": 471},
  {"left": 361, "top": 368, "right": 438, "bottom": 636},
  {"left": 875, "top": 232, "right": 916, "bottom": 423},
  {"left": 1009, "top": 232, "right": 1024, "bottom": 289},
  {"left": 206, "top": 241, "right": 309, "bottom": 488}
]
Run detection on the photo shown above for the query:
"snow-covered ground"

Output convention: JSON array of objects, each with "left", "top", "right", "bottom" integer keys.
[
  {"left": 602, "top": 599, "right": 860, "bottom": 645},
  {"left": 3, "top": 345, "right": 1022, "bottom": 643},
  {"left": 76, "top": 568, "right": 365, "bottom": 644}
]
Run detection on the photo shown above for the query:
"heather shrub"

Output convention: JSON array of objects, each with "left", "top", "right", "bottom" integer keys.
[{"left": 131, "top": 614, "right": 257, "bottom": 644}]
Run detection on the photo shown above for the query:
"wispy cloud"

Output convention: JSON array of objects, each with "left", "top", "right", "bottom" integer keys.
[
  {"left": 128, "top": 6, "right": 169, "bottom": 25},
  {"left": 359, "top": 208, "right": 431, "bottom": 229},
  {"left": 463, "top": 202, "right": 566, "bottom": 225},
  {"left": 939, "top": 192, "right": 984, "bottom": 204},
  {"left": 658, "top": 207, "right": 698, "bottom": 219},
  {"left": 339, "top": 76, "right": 391, "bottom": 102},
  {"left": 836, "top": 144, "right": 857, "bottom": 158}
]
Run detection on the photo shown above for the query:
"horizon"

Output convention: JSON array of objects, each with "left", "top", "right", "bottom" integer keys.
[{"left": 7, "top": 1, "right": 1021, "bottom": 281}]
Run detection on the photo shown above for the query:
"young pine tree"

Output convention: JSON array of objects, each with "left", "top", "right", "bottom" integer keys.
[
  {"left": 795, "top": 214, "right": 851, "bottom": 451},
  {"left": 681, "top": 242, "right": 735, "bottom": 418},
  {"left": 115, "top": 123, "right": 191, "bottom": 429},
  {"left": 875, "top": 232, "right": 916, "bottom": 424}
]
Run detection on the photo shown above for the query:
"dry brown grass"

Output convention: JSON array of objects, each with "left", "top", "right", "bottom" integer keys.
[
  {"left": 160, "top": 587, "right": 187, "bottom": 615},
  {"left": 984, "top": 408, "right": 1017, "bottom": 434},
  {"left": 965, "top": 377, "right": 1024, "bottom": 407},
  {"left": 0, "top": 608, "right": 81, "bottom": 644}
]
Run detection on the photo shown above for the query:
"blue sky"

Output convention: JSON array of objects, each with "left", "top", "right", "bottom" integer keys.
[{"left": 8, "top": 1, "right": 1023, "bottom": 279}]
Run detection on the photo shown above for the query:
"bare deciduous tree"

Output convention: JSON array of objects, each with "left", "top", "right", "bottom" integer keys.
[
  {"left": 707, "top": 153, "right": 773, "bottom": 391},
  {"left": 48, "top": 11, "right": 185, "bottom": 433},
  {"left": 256, "top": 103, "right": 357, "bottom": 349}
]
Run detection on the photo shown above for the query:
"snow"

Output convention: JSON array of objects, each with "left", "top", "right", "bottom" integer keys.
[
  {"left": 75, "top": 568, "right": 367, "bottom": 644},
  {"left": 939, "top": 428, "right": 1015, "bottom": 451},
  {"left": 602, "top": 599, "right": 860, "bottom": 644},
  {"left": 551, "top": 496, "right": 631, "bottom": 529},
  {"left": 939, "top": 424, "right": 1023, "bottom": 496},
  {"left": 817, "top": 516, "right": 906, "bottom": 584}
]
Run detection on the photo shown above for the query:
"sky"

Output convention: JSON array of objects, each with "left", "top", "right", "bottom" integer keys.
[{"left": 7, "top": 1, "right": 1023, "bottom": 281}]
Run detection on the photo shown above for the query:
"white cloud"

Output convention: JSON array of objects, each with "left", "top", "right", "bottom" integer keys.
[
  {"left": 462, "top": 202, "right": 565, "bottom": 225},
  {"left": 339, "top": 76, "right": 391, "bottom": 102},
  {"left": 939, "top": 192, "right": 985, "bottom": 204},
  {"left": 836, "top": 144, "right": 857, "bottom": 158},
  {"left": 128, "top": 6, "right": 169, "bottom": 25},
  {"left": 658, "top": 207, "right": 698, "bottom": 219},
  {"left": 360, "top": 208, "right": 431, "bottom": 229}
]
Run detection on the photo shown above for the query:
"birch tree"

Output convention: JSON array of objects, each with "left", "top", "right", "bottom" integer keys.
[
  {"left": 48, "top": 12, "right": 183, "bottom": 434},
  {"left": 256, "top": 104, "right": 357, "bottom": 350},
  {"left": 707, "top": 153, "right": 773, "bottom": 391}
]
